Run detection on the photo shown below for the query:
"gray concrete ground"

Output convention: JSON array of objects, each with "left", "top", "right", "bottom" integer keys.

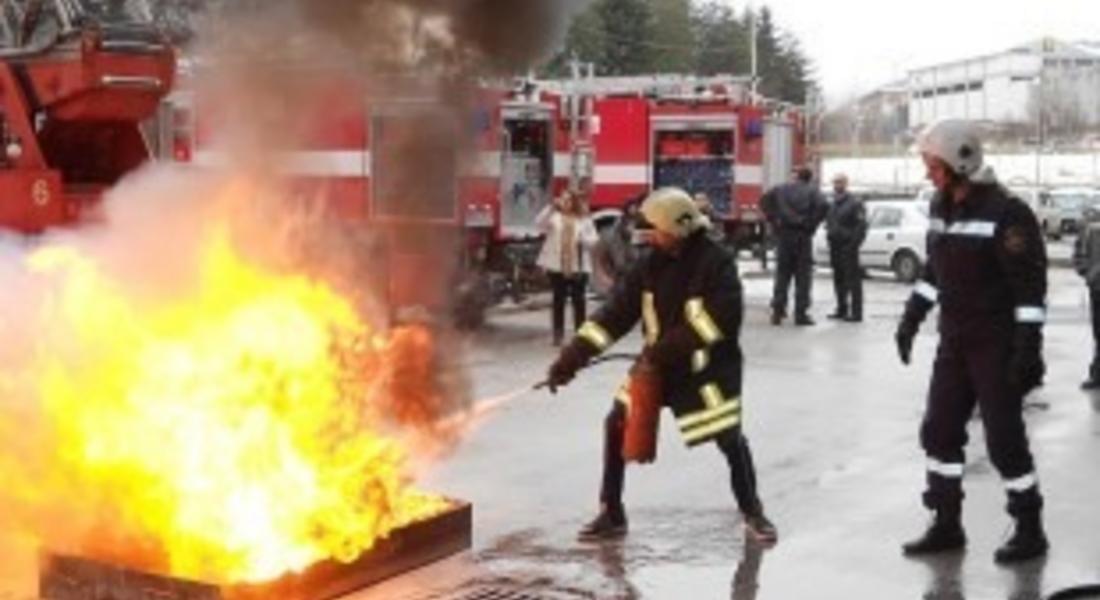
[{"left": 351, "top": 262, "right": 1100, "bottom": 600}]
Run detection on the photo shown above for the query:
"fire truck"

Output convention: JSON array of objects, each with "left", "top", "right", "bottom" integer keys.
[
  {"left": 0, "top": 0, "right": 175, "bottom": 233},
  {"left": 160, "top": 72, "right": 810, "bottom": 325}
]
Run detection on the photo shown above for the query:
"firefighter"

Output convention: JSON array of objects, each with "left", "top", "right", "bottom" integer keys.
[
  {"left": 895, "top": 119, "right": 1049, "bottom": 563},
  {"left": 761, "top": 167, "right": 828, "bottom": 326},
  {"left": 545, "top": 187, "right": 777, "bottom": 544},
  {"left": 1074, "top": 206, "right": 1100, "bottom": 390},
  {"left": 825, "top": 173, "right": 867, "bottom": 322}
]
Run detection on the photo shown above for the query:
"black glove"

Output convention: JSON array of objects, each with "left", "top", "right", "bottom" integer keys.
[
  {"left": 546, "top": 340, "right": 594, "bottom": 394},
  {"left": 1008, "top": 326, "right": 1045, "bottom": 395},
  {"left": 895, "top": 318, "right": 919, "bottom": 365}
]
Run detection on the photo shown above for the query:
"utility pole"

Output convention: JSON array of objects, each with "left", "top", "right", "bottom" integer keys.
[
  {"left": 749, "top": 7, "right": 759, "bottom": 101},
  {"left": 1034, "top": 39, "right": 1050, "bottom": 187}
]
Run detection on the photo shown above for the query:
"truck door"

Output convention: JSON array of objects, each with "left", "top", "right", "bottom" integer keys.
[
  {"left": 762, "top": 119, "right": 794, "bottom": 190},
  {"left": 500, "top": 103, "right": 553, "bottom": 238},
  {"left": 651, "top": 117, "right": 736, "bottom": 215}
]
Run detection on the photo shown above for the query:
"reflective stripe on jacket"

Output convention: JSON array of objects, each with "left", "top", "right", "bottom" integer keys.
[{"left": 576, "top": 231, "right": 745, "bottom": 447}]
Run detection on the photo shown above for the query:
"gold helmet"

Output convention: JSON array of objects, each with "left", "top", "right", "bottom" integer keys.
[{"left": 639, "top": 187, "right": 709, "bottom": 239}]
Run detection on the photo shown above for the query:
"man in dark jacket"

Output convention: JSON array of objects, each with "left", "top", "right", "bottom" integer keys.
[
  {"left": 546, "top": 187, "right": 777, "bottom": 545},
  {"left": 825, "top": 173, "right": 868, "bottom": 322},
  {"left": 1074, "top": 205, "right": 1100, "bottom": 389},
  {"left": 761, "top": 167, "right": 828, "bottom": 325},
  {"left": 896, "top": 119, "right": 1049, "bottom": 564}
]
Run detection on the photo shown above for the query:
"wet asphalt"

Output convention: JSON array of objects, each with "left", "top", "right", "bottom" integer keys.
[{"left": 351, "top": 252, "right": 1100, "bottom": 600}]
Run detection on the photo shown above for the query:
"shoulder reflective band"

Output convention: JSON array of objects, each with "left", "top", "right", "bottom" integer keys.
[
  {"left": 679, "top": 393, "right": 741, "bottom": 446},
  {"left": 691, "top": 349, "right": 709, "bottom": 373},
  {"left": 642, "top": 291, "right": 659, "bottom": 346},
  {"left": 615, "top": 382, "right": 631, "bottom": 406},
  {"left": 1015, "top": 306, "right": 1046, "bottom": 324},
  {"left": 914, "top": 281, "right": 938, "bottom": 303},
  {"left": 927, "top": 458, "right": 964, "bottom": 478},
  {"left": 578, "top": 321, "right": 612, "bottom": 351},
  {"left": 1004, "top": 472, "right": 1038, "bottom": 492},
  {"left": 685, "top": 298, "right": 723, "bottom": 344},
  {"left": 928, "top": 218, "right": 946, "bottom": 233},
  {"left": 945, "top": 220, "right": 997, "bottom": 238}
]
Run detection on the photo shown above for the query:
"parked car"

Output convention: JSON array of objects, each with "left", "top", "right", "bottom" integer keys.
[
  {"left": 814, "top": 199, "right": 929, "bottom": 282},
  {"left": 1036, "top": 187, "right": 1100, "bottom": 239}
]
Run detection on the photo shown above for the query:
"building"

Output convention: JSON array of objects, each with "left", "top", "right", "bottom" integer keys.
[{"left": 907, "top": 38, "right": 1100, "bottom": 136}]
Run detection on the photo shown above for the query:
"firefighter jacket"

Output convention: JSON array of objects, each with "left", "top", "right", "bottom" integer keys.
[
  {"left": 1073, "top": 219, "right": 1100, "bottom": 288},
  {"left": 826, "top": 192, "right": 868, "bottom": 246},
  {"left": 575, "top": 231, "right": 744, "bottom": 447},
  {"left": 903, "top": 184, "right": 1048, "bottom": 339},
  {"left": 761, "top": 182, "right": 828, "bottom": 234}
]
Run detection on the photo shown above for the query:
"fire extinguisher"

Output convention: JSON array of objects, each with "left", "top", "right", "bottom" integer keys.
[{"left": 622, "top": 356, "right": 663, "bottom": 464}]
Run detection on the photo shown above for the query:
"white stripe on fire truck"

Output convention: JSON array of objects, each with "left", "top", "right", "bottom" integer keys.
[
  {"left": 734, "top": 165, "right": 764, "bottom": 186},
  {"left": 595, "top": 164, "right": 649, "bottom": 185},
  {"left": 587, "top": 163, "right": 765, "bottom": 186},
  {"left": 193, "top": 150, "right": 370, "bottom": 177}
]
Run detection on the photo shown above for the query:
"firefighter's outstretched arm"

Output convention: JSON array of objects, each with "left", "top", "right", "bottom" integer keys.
[
  {"left": 648, "top": 257, "right": 742, "bottom": 369},
  {"left": 546, "top": 265, "right": 643, "bottom": 392},
  {"left": 995, "top": 200, "right": 1049, "bottom": 394},
  {"left": 896, "top": 214, "right": 941, "bottom": 365}
]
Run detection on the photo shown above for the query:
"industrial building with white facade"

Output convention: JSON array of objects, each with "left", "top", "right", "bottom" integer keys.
[
  {"left": 824, "top": 38, "right": 1100, "bottom": 189},
  {"left": 907, "top": 38, "right": 1100, "bottom": 131}
]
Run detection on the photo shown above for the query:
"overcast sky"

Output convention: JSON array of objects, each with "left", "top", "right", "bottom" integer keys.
[{"left": 755, "top": 0, "right": 1100, "bottom": 106}]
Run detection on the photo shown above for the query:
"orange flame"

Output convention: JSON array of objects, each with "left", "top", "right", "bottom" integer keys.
[{"left": 13, "top": 192, "right": 449, "bottom": 584}]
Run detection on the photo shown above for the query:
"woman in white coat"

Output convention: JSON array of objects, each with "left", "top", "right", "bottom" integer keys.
[{"left": 536, "top": 190, "right": 599, "bottom": 345}]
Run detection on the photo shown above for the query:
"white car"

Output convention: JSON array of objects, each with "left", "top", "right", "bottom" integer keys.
[
  {"left": 1035, "top": 187, "right": 1100, "bottom": 239},
  {"left": 814, "top": 200, "right": 929, "bottom": 282}
]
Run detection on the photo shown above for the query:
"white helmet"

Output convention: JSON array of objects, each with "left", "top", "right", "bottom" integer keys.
[
  {"left": 917, "top": 119, "right": 985, "bottom": 179},
  {"left": 640, "top": 187, "right": 709, "bottom": 238}
]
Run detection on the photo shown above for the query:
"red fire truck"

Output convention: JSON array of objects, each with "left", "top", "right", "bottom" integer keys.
[
  {"left": 0, "top": 0, "right": 175, "bottom": 233},
  {"left": 160, "top": 72, "right": 810, "bottom": 325}
]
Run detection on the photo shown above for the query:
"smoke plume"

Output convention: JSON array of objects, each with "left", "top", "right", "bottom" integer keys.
[{"left": 0, "top": 0, "right": 573, "bottom": 593}]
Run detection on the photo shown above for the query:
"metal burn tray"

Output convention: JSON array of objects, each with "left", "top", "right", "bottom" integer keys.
[{"left": 40, "top": 501, "right": 472, "bottom": 600}]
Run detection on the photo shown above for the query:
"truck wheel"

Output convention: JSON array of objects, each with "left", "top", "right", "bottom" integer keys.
[{"left": 892, "top": 250, "right": 921, "bottom": 283}]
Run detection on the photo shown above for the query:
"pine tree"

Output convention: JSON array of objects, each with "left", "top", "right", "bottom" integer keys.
[
  {"left": 693, "top": 1, "right": 750, "bottom": 76},
  {"left": 648, "top": 0, "right": 693, "bottom": 74},
  {"left": 595, "top": 0, "right": 653, "bottom": 75},
  {"left": 543, "top": 3, "right": 606, "bottom": 76}
]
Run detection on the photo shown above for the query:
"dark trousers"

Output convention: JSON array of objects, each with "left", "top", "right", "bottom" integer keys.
[
  {"left": 1091, "top": 287, "right": 1100, "bottom": 377},
  {"left": 828, "top": 239, "right": 862, "bottom": 318},
  {"left": 599, "top": 402, "right": 763, "bottom": 516},
  {"left": 920, "top": 333, "right": 1043, "bottom": 518},
  {"left": 549, "top": 272, "right": 587, "bottom": 342},
  {"left": 771, "top": 231, "right": 813, "bottom": 317}
]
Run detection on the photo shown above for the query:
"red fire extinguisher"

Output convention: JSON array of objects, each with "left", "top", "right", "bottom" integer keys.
[{"left": 622, "top": 357, "right": 662, "bottom": 464}]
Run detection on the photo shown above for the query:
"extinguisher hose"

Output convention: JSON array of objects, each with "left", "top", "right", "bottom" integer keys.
[
  {"left": 1048, "top": 584, "right": 1100, "bottom": 599},
  {"left": 437, "top": 352, "right": 642, "bottom": 432},
  {"left": 532, "top": 352, "right": 641, "bottom": 390}
]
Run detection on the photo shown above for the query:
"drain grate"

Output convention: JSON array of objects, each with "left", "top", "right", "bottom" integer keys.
[{"left": 449, "top": 587, "right": 547, "bottom": 600}]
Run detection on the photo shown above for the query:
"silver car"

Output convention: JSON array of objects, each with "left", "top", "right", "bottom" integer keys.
[
  {"left": 1036, "top": 188, "right": 1100, "bottom": 239},
  {"left": 814, "top": 200, "right": 929, "bottom": 282}
]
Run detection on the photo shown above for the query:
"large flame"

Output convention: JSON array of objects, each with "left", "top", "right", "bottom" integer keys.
[{"left": 14, "top": 184, "right": 449, "bottom": 584}]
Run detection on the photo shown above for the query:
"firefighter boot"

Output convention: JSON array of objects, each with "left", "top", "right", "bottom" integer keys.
[
  {"left": 902, "top": 511, "right": 966, "bottom": 556},
  {"left": 993, "top": 513, "right": 1049, "bottom": 564},
  {"left": 743, "top": 510, "right": 778, "bottom": 545},
  {"left": 1082, "top": 358, "right": 1100, "bottom": 390},
  {"left": 577, "top": 505, "right": 628, "bottom": 542}
]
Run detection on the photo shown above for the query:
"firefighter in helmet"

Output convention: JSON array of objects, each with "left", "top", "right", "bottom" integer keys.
[
  {"left": 896, "top": 119, "right": 1049, "bottom": 563},
  {"left": 546, "top": 187, "right": 777, "bottom": 544}
]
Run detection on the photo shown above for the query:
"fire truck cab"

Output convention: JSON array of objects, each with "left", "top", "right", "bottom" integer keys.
[{"left": 0, "top": 0, "right": 174, "bottom": 232}]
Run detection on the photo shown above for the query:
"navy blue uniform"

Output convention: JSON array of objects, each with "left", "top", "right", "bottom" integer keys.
[{"left": 902, "top": 183, "right": 1047, "bottom": 518}]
